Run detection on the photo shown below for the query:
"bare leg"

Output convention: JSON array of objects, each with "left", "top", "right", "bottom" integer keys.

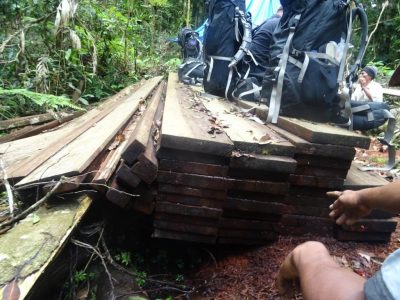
[{"left": 277, "top": 241, "right": 366, "bottom": 300}]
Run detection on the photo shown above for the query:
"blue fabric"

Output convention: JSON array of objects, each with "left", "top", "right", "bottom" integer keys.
[
  {"left": 196, "top": 0, "right": 281, "bottom": 40},
  {"left": 364, "top": 248, "right": 400, "bottom": 300}
]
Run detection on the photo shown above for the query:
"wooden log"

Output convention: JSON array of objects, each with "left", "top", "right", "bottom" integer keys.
[
  {"left": 202, "top": 99, "right": 295, "bottom": 156},
  {"left": 153, "top": 220, "right": 218, "bottom": 236},
  {"left": 122, "top": 82, "right": 165, "bottom": 165},
  {"left": 115, "top": 161, "right": 141, "bottom": 189},
  {"left": 289, "top": 174, "right": 344, "bottom": 189},
  {"left": 269, "top": 124, "right": 357, "bottom": 159},
  {"left": 160, "top": 73, "right": 234, "bottom": 156},
  {"left": 157, "top": 193, "right": 224, "bottom": 209},
  {"left": 158, "top": 184, "right": 227, "bottom": 200},
  {"left": 219, "top": 218, "right": 275, "bottom": 231},
  {"left": 229, "top": 154, "right": 297, "bottom": 174},
  {"left": 235, "top": 99, "right": 371, "bottom": 149},
  {"left": 157, "top": 171, "right": 228, "bottom": 191},
  {"left": 12, "top": 77, "right": 163, "bottom": 184},
  {"left": 155, "top": 202, "right": 222, "bottom": 219},
  {"left": 159, "top": 159, "right": 229, "bottom": 177},
  {"left": 157, "top": 148, "right": 229, "bottom": 165},
  {"left": 153, "top": 229, "right": 217, "bottom": 244}
]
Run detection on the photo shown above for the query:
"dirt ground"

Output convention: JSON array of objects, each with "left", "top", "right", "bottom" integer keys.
[{"left": 185, "top": 140, "right": 400, "bottom": 300}]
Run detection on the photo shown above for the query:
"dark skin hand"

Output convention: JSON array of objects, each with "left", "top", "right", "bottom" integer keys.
[{"left": 327, "top": 190, "right": 372, "bottom": 226}]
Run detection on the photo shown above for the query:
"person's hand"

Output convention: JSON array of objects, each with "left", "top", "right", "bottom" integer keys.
[
  {"left": 327, "top": 190, "right": 372, "bottom": 225},
  {"left": 358, "top": 76, "right": 367, "bottom": 86}
]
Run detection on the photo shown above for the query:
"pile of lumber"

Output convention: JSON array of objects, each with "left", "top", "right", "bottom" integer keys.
[
  {"left": 1, "top": 77, "right": 163, "bottom": 199},
  {"left": 1, "top": 72, "right": 396, "bottom": 244}
]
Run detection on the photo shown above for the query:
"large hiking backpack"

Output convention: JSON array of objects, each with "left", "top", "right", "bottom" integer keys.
[
  {"left": 203, "top": 0, "right": 251, "bottom": 99},
  {"left": 177, "top": 28, "right": 205, "bottom": 85},
  {"left": 178, "top": 27, "right": 203, "bottom": 60},
  {"left": 261, "top": 0, "right": 368, "bottom": 124},
  {"left": 232, "top": 15, "right": 281, "bottom": 101}
]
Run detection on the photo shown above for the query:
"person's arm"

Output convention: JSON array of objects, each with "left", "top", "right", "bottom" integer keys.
[
  {"left": 328, "top": 180, "right": 400, "bottom": 225},
  {"left": 277, "top": 241, "right": 366, "bottom": 300}
]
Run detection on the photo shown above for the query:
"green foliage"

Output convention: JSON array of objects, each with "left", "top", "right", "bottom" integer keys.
[
  {"left": 114, "top": 251, "right": 132, "bottom": 266},
  {"left": 73, "top": 270, "right": 95, "bottom": 285}
]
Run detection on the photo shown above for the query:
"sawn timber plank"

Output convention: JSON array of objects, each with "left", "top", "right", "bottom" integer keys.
[
  {"left": 160, "top": 73, "right": 234, "bottom": 156},
  {"left": 202, "top": 99, "right": 295, "bottom": 156},
  {"left": 16, "top": 77, "right": 162, "bottom": 186}
]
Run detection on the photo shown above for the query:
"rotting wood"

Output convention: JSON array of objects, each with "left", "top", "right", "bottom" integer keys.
[
  {"left": 0, "top": 196, "right": 92, "bottom": 299},
  {"left": 0, "top": 111, "right": 84, "bottom": 144},
  {"left": 15, "top": 77, "right": 163, "bottom": 186},
  {"left": 160, "top": 73, "right": 234, "bottom": 156},
  {"left": 122, "top": 81, "right": 166, "bottom": 165}
]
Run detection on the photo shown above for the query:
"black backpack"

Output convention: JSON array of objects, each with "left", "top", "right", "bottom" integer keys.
[
  {"left": 203, "top": 0, "right": 251, "bottom": 99},
  {"left": 232, "top": 15, "right": 281, "bottom": 101},
  {"left": 178, "top": 58, "right": 205, "bottom": 85},
  {"left": 178, "top": 28, "right": 203, "bottom": 60},
  {"left": 261, "top": 0, "right": 368, "bottom": 123}
]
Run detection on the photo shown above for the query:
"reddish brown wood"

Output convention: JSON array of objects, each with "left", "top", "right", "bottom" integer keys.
[
  {"left": 153, "top": 220, "right": 218, "bottom": 236},
  {"left": 157, "top": 193, "right": 224, "bottom": 209},
  {"left": 155, "top": 202, "right": 222, "bottom": 219},
  {"left": 159, "top": 159, "right": 229, "bottom": 177},
  {"left": 158, "top": 184, "right": 227, "bottom": 200},
  {"left": 153, "top": 229, "right": 217, "bottom": 244},
  {"left": 157, "top": 171, "right": 228, "bottom": 191},
  {"left": 115, "top": 161, "right": 141, "bottom": 189}
]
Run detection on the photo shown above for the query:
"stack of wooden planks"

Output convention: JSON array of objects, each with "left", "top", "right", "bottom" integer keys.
[
  {"left": 1, "top": 77, "right": 163, "bottom": 199},
  {"left": 151, "top": 73, "right": 396, "bottom": 244}
]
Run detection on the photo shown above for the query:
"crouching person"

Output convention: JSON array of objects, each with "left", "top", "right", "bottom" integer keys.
[{"left": 277, "top": 180, "right": 400, "bottom": 300}]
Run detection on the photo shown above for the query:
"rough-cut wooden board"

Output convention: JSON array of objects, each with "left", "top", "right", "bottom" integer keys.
[
  {"left": 340, "top": 219, "right": 397, "bottom": 233},
  {"left": 157, "top": 171, "right": 228, "bottom": 190},
  {"left": 228, "top": 178, "right": 289, "bottom": 194},
  {"left": 153, "top": 229, "right": 217, "bottom": 244},
  {"left": 219, "top": 218, "right": 275, "bottom": 230},
  {"left": 289, "top": 174, "right": 344, "bottom": 189},
  {"left": 122, "top": 82, "right": 165, "bottom": 165},
  {"left": 295, "top": 165, "right": 349, "bottom": 178},
  {"left": 131, "top": 137, "right": 158, "bottom": 184},
  {"left": 236, "top": 99, "right": 370, "bottom": 149},
  {"left": 229, "top": 154, "right": 297, "bottom": 174},
  {"left": 158, "top": 184, "right": 227, "bottom": 200},
  {"left": 105, "top": 180, "right": 132, "bottom": 208},
  {"left": 157, "top": 148, "right": 229, "bottom": 165},
  {"left": 159, "top": 159, "right": 229, "bottom": 177},
  {"left": 157, "top": 193, "right": 224, "bottom": 209},
  {"left": 203, "top": 99, "right": 295, "bottom": 156},
  {"left": 224, "top": 198, "right": 287, "bottom": 215},
  {"left": 334, "top": 229, "right": 391, "bottom": 242},
  {"left": 92, "top": 120, "right": 139, "bottom": 185},
  {"left": 160, "top": 73, "right": 234, "bottom": 156},
  {"left": 269, "top": 124, "right": 356, "bottom": 159},
  {"left": 5, "top": 80, "right": 153, "bottom": 180},
  {"left": 344, "top": 162, "right": 389, "bottom": 190},
  {"left": 116, "top": 162, "right": 141, "bottom": 189},
  {"left": 218, "top": 228, "right": 277, "bottom": 240},
  {"left": 156, "top": 202, "right": 222, "bottom": 219},
  {"left": 16, "top": 77, "right": 162, "bottom": 186},
  {"left": 0, "top": 196, "right": 91, "bottom": 299},
  {"left": 228, "top": 168, "right": 290, "bottom": 182},
  {"left": 383, "top": 87, "right": 400, "bottom": 97},
  {"left": 153, "top": 220, "right": 218, "bottom": 236},
  {"left": 295, "top": 154, "right": 352, "bottom": 169},
  {"left": 155, "top": 212, "right": 220, "bottom": 227}
]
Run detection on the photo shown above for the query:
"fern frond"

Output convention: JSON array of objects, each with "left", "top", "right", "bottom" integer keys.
[{"left": 0, "top": 88, "right": 84, "bottom": 111}]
